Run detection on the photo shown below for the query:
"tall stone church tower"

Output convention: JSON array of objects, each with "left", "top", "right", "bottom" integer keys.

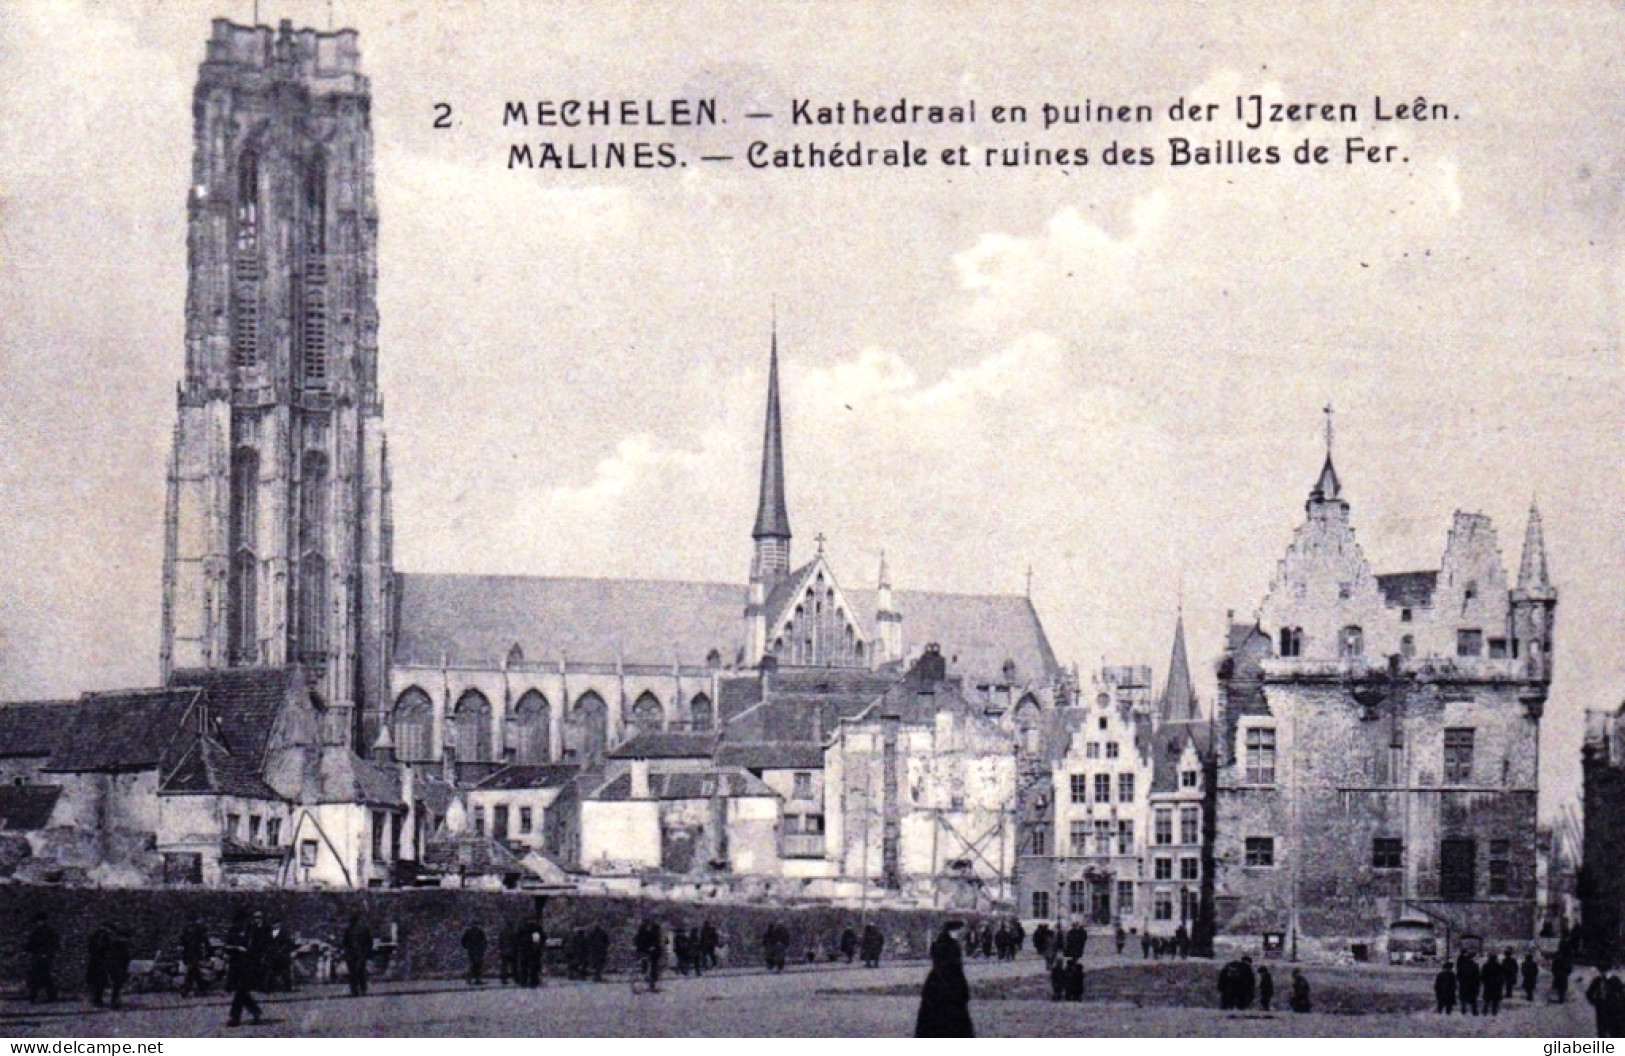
[{"left": 160, "top": 19, "right": 393, "bottom": 750}]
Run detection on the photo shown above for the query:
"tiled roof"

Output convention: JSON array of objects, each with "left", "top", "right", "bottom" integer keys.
[
  {"left": 394, "top": 574, "right": 1061, "bottom": 684},
  {"left": 0, "top": 785, "right": 61, "bottom": 830},
  {"left": 413, "top": 771, "right": 460, "bottom": 816},
  {"left": 1150, "top": 721, "right": 1213, "bottom": 795},
  {"left": 161, "top": 734, "right": 280, "bottom": 800},
  {"left": 314, "top": 751, "right": 403, "bottom": 807},
  {"left": 714, "top": 741, "right": 825, "bottom": 771},
  {"left": 0, "top": 701, "right": 75, "bottom": 758},
  {"left": 1377, "top": 571, "right": 1439, "bottom": 609},
  {"left": 606, "top": 731, "right": 717, "bottom": 760},
  {"left": 167, "top": 667, "right": 294, "bottom": 772},
  {"left": 44, "top": 688, "right": 199, "bottom": 773},
  {"left": 473, "top": 764, "right": 580, "bottom": 791},
  {"left": 588, "top": 767, "right": 777, "bottom": 802},
  {"left": 394, "top": 574, "right": 745, "bottom": 668}
]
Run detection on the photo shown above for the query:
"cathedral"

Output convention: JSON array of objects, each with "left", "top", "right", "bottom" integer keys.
[{"left": 158, "top": 18, "right": 1060, "bottom": 785}]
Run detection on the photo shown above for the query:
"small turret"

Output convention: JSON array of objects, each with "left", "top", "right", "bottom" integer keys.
[
  {"left": 1511, "top": 501, "right": 1558, "bottom": 682},
  {"left": 875, "top": 550, "right": 903, "bottom": 666},
  {"left": 1160, "top": 611, "right": 1199, "bottom": 723}
]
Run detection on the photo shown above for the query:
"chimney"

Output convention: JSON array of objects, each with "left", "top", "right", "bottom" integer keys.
[{"left": 630, "top": 758, "right": 651, "bottom": 799}]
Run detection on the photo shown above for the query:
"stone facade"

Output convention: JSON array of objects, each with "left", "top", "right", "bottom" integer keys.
[
  {"left": 1214, "top": 444, "right": 1553, "bottom": 957},
  {"left": 161, "top": 18, "right": 393, "bottom": 750}
]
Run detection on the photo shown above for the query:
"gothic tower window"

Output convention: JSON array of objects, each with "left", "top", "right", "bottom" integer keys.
[
  {"left": 304, "top": 153, "right": 326, "bottom": 256},
  {"left": 296, "top": 452, "right": 328, "bottom": 662},
  {"left": 563, "top": 690, "right": 608, "bottom": 762},
  {"left": 235, "top": 150, "right": 258, "bottom": 251},
  {"left": 227, "top": 447, "right": 259, "bottom": 664},
  {"left": 629, "top": 691, "right": 663, "bottom": 736}
]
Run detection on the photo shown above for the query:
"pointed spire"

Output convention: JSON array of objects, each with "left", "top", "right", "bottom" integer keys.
[
  {"left": 752, "top": 323, "right": 792, "bottom": 542},
  {"left": 1160, "top": 611, "right": 1198, "bottom": 723},
  {"left": 1308, "top": 403, "right": 1342, "bottom": 503},
  {"left": 1518, "top": 500, "right": 1552, "bottom": 593},
  {"left": 877, "top": 549, "right": 891, "bottom": 589}
]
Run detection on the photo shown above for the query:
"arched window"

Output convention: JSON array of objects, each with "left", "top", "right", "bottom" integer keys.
[
  {"left": 689, "top": 692, "right": 713, "bottom": 732},
  {"left": 235, "top": 150, "right": 258, "bottom": 250},
  {"left": 1400, "top": 634, "right": 1416, "bottom": 659},
  {"left": 452, "top": 689, "right": 493, "bottom": 763},
  {"left": 629, "top": 691, "right": 663, "bottom": 736},
  {"left": 563, "top": 691, "right": 608, "bottom": 763},
  {"left": 227, "top": 447, "right": 259, "bottom": 664},
  {"left": 392, "top": 687, "right": 433, "bottom": 762},
  {"left": 1339, "top": 625, "right": 1364, "bottom": 658},
  {"left": 296, "top": 452, "right": 328, "bottom": 662},
  {"left": 304, "top": 152, "right": 326, "bottom": 256},
  {"left": 512, "top": 689, "right": 550, "bottom": 764}
]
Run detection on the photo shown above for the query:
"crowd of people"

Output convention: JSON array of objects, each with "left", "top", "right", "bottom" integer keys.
[{"left": 1432, "top": 948, "right": 1547, "bottom": 1015}]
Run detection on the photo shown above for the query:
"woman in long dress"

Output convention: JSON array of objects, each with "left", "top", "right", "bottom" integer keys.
[{"left": 915, "top": 922, "right": 975, "bottom": 1037}]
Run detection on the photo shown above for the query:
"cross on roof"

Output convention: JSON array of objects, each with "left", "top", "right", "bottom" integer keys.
[{"left": 814, "top": 532, "right": 827, "bottom": 554}]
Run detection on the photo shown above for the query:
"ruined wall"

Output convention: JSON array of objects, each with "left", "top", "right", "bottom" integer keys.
[{"left": 1215, "top": 677, "right": 1540, "bottom": 948}]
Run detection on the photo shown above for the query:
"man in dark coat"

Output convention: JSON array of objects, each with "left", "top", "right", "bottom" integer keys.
[
  {"left": 1289, "top": 969, "right": 1311, "bottom": 1013},
  {"left": 1065, "top": 957, "right": 1085, "bottom": 1001},
  {"left": 1050, "top": 955, "right": 1067, "bottom": 1001},
  {"left": 634, "top": 919, "right": 663, "bottom": 992},
  {"left": 840, "top": 927, "right": 858, "bottom": 964},
  {"left": 1063, "top": 922, "right": 1087, "bottom": 962},
  {"left": 763, "top": 921, "right": 789, "bottom": 972},
  {"left": 1115, "top": 924, "right": 1126, "bottom": 956},
  {"left": 1011, "top": 919, "right": 1025, "bottom": 957},
  {"left": 1502, "top": 950, "right": 1520, "bottom": 1001},
  {"left": 1032, "top": 924, "right": 1052, "bottom": 968},
  {"left": 1258, "top": 965, "right": 1275, "bottom": 1012},
  {"left": 1521, "top": 952, "right": 1540, "bottom": 1002},
  {"left": 1218, "top": 960, "right": 1236, "bottom": 1010},
  {"left": 698, "top": 921, "right": 719, "bottom": 972},
  {"left": 861, "top": 924, "right": 884, "bottom": 968},
  {"left": 86, "top": 922, "right": 111, "bottom": 1007},
  {"left": 1587, "top": 972, "right": 1611, "bottom": 1037},
  {"left": 587, "top": 923, "right": 610, "bottom": 981},
  {"left": 915, "top": 922, "right": 974, "bottom": 1037},
  {"left": 1142, "top": 931, "right": 1152, "bottom": 960},
  {"left": 1235, "top": 956, "right": 1257, "bottom": 1010},
  {"left": 25, "top": 913, "right": 58, "bottom": 1004},
  {"left": 1481, "top": 954, "right": 1503, "bottom": 1015},
  {"left": 1435, "top": 961, "right": 1457, "bottom": 1013},
  {"left": 462, "top": 922, "right": 487, "bottom": 985},
  {"left": 104, "top": 923, "right": 132, "bottom": 1011},
  {"left": 1457, "top": 952, "right": 1481, "bottom": 1015},
  {"left": 342, "top": 915, "right": 373, "bottom": 996},
  {"left": 520, "top": 918, "right": 545, "bottom": 987},
  {"left": 1554, "top": 950, "right": 1573, "bottom": 1003},
  {"left": 224, "top": 911, "right": 263, "bottom": 1028}
]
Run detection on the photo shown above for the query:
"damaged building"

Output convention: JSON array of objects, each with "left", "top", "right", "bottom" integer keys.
[{"left": 1213, "top": 431, "right": 1554, "bottom": 957}]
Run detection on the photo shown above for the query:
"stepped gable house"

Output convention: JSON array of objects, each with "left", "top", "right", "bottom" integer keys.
[{"left": 1213, "top": 432, "right": 1554, "bottom": 954}]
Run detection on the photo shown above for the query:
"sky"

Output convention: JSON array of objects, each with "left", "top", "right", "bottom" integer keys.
[{"left": 0, "top": 1, "right": 1620, "bottom": 822}]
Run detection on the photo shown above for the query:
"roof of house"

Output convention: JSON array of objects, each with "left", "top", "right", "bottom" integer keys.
[
  {"left": 588, "top": 767, "right": 777, "bottom": 802},
  {"left": 167, "top": 667, "right": 296, "bottom": 772},
  {"left": 1150, "top": 721, "right": 1213, "bottom": 794},
  {"left": 714, "top": 741, "right": 825, "bottom": 771},
  {"left": 393, "top": 573, "right": 1060, "bottom": 683},
  {"left": 473, "top": 764, "right": 581, "bottom": 791},
  {"left": 1376, "top": 571, "right": 1440, "bottom": 609},
  {"left": 606, "top": 731, "right": 718, "bottom": 760},
  {"left": 160, "top": 734, "right": 280, "bottom": 800},
  {"left": 0, "top": 785, "right": 61, "bottom": 830},
  {"left": 0, "top": 701, "right": 75, "bottom": 758},
  {"left": 43, "top": 688, "right": 200, "bottom": 773}
]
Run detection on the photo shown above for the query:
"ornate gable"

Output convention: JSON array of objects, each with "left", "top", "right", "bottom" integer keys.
[{"left": 762, "top": 554, "right": 871, "bottom": 668}]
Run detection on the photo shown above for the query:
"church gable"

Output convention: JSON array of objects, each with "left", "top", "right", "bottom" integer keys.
[{"left": 762, "top": 555, "right": 870, "bottom": 668}]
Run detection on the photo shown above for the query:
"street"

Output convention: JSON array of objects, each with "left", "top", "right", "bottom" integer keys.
[{"left": 0, "top": 950, "right": 1604, "bottom": 1038}]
